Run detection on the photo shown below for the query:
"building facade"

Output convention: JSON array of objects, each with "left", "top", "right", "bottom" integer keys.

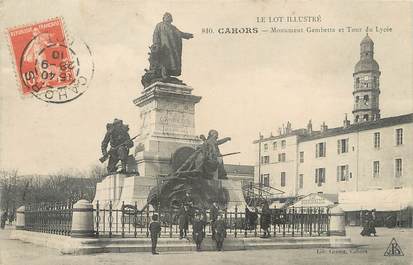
[{"left": 253, "top": 36, "right": 413, "bottom": 200}]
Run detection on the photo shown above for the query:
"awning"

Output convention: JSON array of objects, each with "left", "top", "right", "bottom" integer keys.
[
  {"left": 288, "top": 193, "right": 338, "bottom": 208},
  {"left": 339, "top": 187, "right": 413, "bottom": 212}
]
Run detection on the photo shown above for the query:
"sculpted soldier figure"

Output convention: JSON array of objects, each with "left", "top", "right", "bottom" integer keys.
[
  {"left": 142, "top": 12, "right": 194, "bottom": 87},
  {"left": 101, "top": 119, "right": 134, "bottom": 173},
  {"left": 205, "top": 130, "right": 231, "bottom": 179}
]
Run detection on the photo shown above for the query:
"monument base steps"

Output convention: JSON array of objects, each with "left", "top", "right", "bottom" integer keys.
[{"left": 10, "top": 230, "right": 354, "bottom": 255}]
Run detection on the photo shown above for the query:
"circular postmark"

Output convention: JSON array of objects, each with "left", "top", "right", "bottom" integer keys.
[{"left": 19, "top": 36, "right": 94, "bottom": 103}]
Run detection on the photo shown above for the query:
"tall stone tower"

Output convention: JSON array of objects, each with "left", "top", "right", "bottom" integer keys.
[{"left": 352, "top": 34, "right": 381, "bottom": 123}]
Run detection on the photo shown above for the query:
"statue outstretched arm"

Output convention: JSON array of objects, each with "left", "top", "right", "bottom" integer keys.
[
  {"left": 179, "top": 31, "right": 193, "bottom": 39},
  {"left": 216, "top": 137, "right": 231, "bottom": 145}
]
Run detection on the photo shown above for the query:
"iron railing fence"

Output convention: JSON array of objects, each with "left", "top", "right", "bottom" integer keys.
[
  {"left": 25, "top": 201, "right": 73, "bottom": 236},
  {"left": 94, "top": 201, "right": 331, "bottom": 238}
]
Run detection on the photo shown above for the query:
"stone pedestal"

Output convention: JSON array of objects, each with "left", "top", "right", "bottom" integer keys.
[
  {"left": 132, "top": 82, "right": 202, "bottom": 177},
  {"left": 329, "top": 205, "right": 346, "bottom": 236},
  {"left": 71, "top": 200, "right": 94, "bottom": 238},
  {"left": 16, "top": 206, "right": 25, "bottom": 230},
  {"left": 93, "top": 174, "right": 247, "bottom": 211}
]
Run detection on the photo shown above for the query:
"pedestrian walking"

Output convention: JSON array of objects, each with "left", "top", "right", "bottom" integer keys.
[
  {"left": 0, "top": 211, "right": 7, "bottom": 229},
  {"left": 178, "top": 205, "right": 189, "bottom": 239},
  {"left": 149, "top": 214, "right": 161, "bottom": 255},
  {"left": 214, "top": 213, "right": 227, "bottom": 251},
  {"left": 210, "top": 202, "right": 219, "bottom": 240},
  {"left": 260, "top": 201, "right": 271, "bottom": 238},
  {"left": 192, "top": 212, "right": 206, "bottom": 251}
]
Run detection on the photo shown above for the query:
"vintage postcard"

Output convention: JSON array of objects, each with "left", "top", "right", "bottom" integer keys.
[{"left": 0, "top": 1, "right": 412, "bottom": 265}]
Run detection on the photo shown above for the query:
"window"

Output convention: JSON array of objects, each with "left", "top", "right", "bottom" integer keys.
[
  {"left": 355, "top": 96, "right": 360, "bottom": 102},
  {"left": 373, "top": 132, "right": 380, "bottom": 149},
  {"left": 337, "top": 138, "right": 349, "bottom": 154},
  {"left": 363, "top": 95, "right": 369, "bottom": 101},
  {"left": 264, "top": 143, "right": 268, "bottom": 151},
  {"left": 281, "top": 140, "right": 286, "bottom": 149},
  {"left": 299, "top": 174, "right": 304, "bottom": 189},
  {"left": 337, "top": 165, "right": 349, "bottom": 181},
  {"left": 356, "top": 78, "right": 360, "bottom": 88},
  {"left": 272, "top": 141, "right": 277, "bottom": 150},
  {"left": 363, "top": 114, "right": 369, "bottom": 121},
  {"left": 261, "top": 156, "right": 269, "bottom": 164},
  {"left": 280, "top": 172, "right": 286, "bottom": 187},
  {"left": 299, "top": 151, "right": 304, "bottom": 163},
  {"left": 373, "top": 161, "right": 380, "bottom": 178},
  {"left": 261, "top": 174, "right": 270, "bottom": 187},
  {"left": 278, "top": 153, "right": 286, "bottom": 162},
  {"left": 396, "top": 128, "right": 403, "bottom": 145},
  {"left": 395, "top": 159, "right": 402, "bottom": 177},
  {"left": 316, "top": 142, "right": 326, "bottom": 158},
  {"left": 355, "top": 115, "right": 359, "bottom": 122},
  {"left": 315, "top": 168, "right": 326, "bottom": 186}
]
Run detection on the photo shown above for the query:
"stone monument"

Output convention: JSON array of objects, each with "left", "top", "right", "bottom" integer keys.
[{"left": 93, "top": 13, "right": 246, "bottom": 211}]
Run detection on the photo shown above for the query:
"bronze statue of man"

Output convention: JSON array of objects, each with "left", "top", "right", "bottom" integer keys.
[{"left": 153, "top": 12, "right": 193, "bottom": 77}]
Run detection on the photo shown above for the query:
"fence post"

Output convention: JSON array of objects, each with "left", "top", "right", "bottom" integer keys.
[
  {"left": 95, "top": 201, "right": 100, "bottom": 237},
  {"left": 169, "top": 207, "right": 173, "bottom": 238},
  {"left": 71, "top": 199, "right": 94, "bottom": 238},
  {"left": 234, "top": 206, "right": 238, "bottom": 238},
  {"left": 329, "top": 205, "right": 345, "bottom": 236},
  {"left": 16, "top": 206, "right": 25, "bottom": 230},
  {"left": 121, "top": 201, "right": 125, "bottom": 238}
]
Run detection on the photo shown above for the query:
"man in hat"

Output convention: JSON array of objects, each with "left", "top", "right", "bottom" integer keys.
[
  {"left": 214, "top": 212, "right": 227, "bottom": 251},
  {"left": 149, "top": 214, "right": 161, "bottom": 255},
  {"left": 178, "top": 205, "right": 190, "bottom": 239},
  {"left": 192, "top": 212, "right": 206, "bottom": 251},
  {"left": 210, "top": 202, "right": 219, "bottom": 240},
  {"left": 101, "top": 119, "right": 134, "bottom": 173}
]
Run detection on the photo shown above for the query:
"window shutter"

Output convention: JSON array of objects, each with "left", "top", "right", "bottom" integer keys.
[
  {"left": 315, "top": 144, "right": 319, "bottom": 158},
  {"left": 345, "top": 139, "right": 349, "bottom": 152},
  {"left": 337, "top": 140, "right": 341, "bottom": 154},
  {"left": 345, "top": 165, "right": 349, "bottom": 181},
  {"left": 323, "top": 142, "right": 327, "bottom": 156},
  {"left": 315, "top": 169, "right": 318, "bottom": 183}
]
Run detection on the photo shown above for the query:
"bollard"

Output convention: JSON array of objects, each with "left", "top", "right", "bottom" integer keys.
[
  {"left": 16, "top": 206, "right": 25, "bottom": 230},
  {"left": 71, "top": 199, "right": 94, "bottom": 238},
  {"left": 329, "top": 205, "right": 346, "bottom": 236}
]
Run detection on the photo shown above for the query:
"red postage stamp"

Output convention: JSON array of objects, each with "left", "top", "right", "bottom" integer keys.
[
  {"left": 8, "top": 18, "right": 75, "bottom": 94},
  {"left": 7, "top": 17, "right": 93, "bottom": 103}
]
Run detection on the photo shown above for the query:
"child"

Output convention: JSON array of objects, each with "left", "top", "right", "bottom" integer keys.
[{"left": 149, "top": 214, "right": 161, "bottom": 255}]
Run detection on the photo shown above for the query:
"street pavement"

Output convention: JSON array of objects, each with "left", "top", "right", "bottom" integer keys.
[{"left": 0, "top": 225, "right": 411, "bottom": 265}]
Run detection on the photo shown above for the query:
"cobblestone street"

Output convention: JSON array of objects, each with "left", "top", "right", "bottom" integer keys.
[{"left": 0, "top": 226, "right": 411, "bottom": 265}]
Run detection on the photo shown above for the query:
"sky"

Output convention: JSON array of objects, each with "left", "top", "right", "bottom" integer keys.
[{"left": 0, "top": 0, "right": 412, "bottom": 175}]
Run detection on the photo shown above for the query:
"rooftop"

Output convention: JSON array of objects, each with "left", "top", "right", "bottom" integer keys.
[
  {"left": 224, "top": 164, "right": 254, "bottom": 176},
  {"left": 254, "top": 113, "right": 413, "bottom": 144}
]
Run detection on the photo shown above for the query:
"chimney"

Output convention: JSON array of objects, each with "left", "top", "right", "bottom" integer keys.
[
  {"left": 286, "top": 121, "right": 292, "bottom": 134},
  {"left": 307, "top": 120, "right": 313, "bottom": 135},
  {"left": 343, "top": 113, "right": 350, "bottom": 128},
  {"left": 321, "top": 122, "right": 328, "bottom": 133}
]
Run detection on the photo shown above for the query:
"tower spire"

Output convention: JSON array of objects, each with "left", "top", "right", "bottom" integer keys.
[{"left": 352, "top": 35, "right": 381, "bottom": 123}]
